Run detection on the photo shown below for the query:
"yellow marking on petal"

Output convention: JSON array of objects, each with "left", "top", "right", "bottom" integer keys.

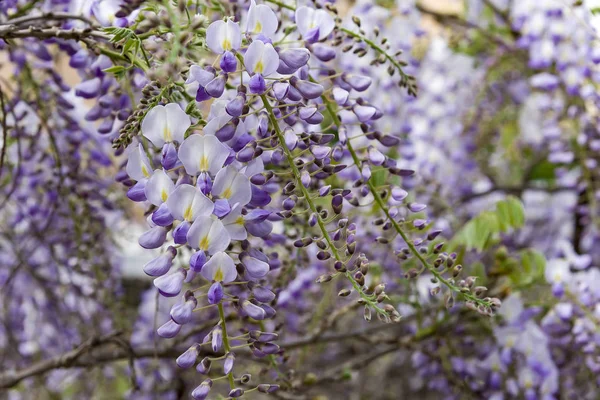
[
  {"left": 183, "top": 205, "right": 194, "bottom": 221},
  {"left": 235, "top": 216, "right": 244, "bottom": 226},
  {"left": 199, "top": 235, "right": 210, "bottom": 250},
  {"left": 255, "top": 60, "right": 264, "bottom": 74},
  {"left": 222, "top": 187, "right": 232, "bottom": 199},
  {"left": 222, "top": 39, "right": 231, "bottom": 51},
  {"left": 214, "top": 266, "right": 224, "bottom": 282},
  {"left": 199, "top": 155, "right": 209, "bottom": 171},
  {"left": 163, "top": 126, "right": 172, "bottom": 142},
  {"left": 141, "top": 165, "right": 150, "bottom": 178},
  {"left": 254, "top": 22, "right": 262, "bottom": 33},
  {"left": 161, "top": 189, "right": 168, "bottom": 202}
]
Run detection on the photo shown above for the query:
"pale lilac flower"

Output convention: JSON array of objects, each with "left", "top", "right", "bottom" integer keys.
[
  {"left": 178, "top": 134, "right": 230, "bottom": 178},
  {"left": 144, "top": 169, "right": 175, "bottom": 206},
  {"left": 212, "top": 166, "right": 252, "bottom": 206},
  {"left": 141, "top": 103, "right": 191, "bottom": 148},
  {"left": 166, "top": 184, "right": 214, "bottom": 222},
  {"left": 206, "top": 19, "right": 241, "bottom": 54},
  {"left": 295, "top": 6, "right": 335, "bottom": 43},
  {"left": 125, "top": 143, "right": 152, "bottom": 181},
  {"left": 201, "top": 251, "right": 237, "bottom": 283},
  {"left": 244, "top": 40, "right": 279, "bottom": 93},
  {"left": 221, "top": 205, "right": 248, "bottom": 240},
  {"left": 187, "top": 216, "right": 231, "bottom": 254},
  {"left": 246, "top": 0, "right": 278, "bottom": 38}
]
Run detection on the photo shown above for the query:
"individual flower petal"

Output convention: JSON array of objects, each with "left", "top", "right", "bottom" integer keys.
[
  {"left": 167, "top": 184, "right": 214, "bottom": 222},
  {"left": 278, "top": 48, "right": 310, "bottom": 70},
  {"left": 178, "top": 134, "right": 230, "bottom": 176},
  {"left": 144, "top": 169, "right": 175, "bottom": 206},
  {"left": 244, "top": 40, "right": 280, "bottom": 77},
  {"left": 176, "top": 344, "right": 200, "bottom": 368},
  {"left": 295, "top": 6, "right": 335, "bottom": 42},
  {"left": 126, "top": 143, "right": 152, "bottom": 181},
  {"left": 171, "top": 296, "right": 197, "bottom": 324},
  {"left": 246, "top": 0, "right": 278, "bottom": 38},
  {"left": 152, "top": 203, "right": 174, "bottom": 226},
  {"left": 253, "top": 285, "right": 275, "bottom": 303},
  {"left": 241, "top": 300, "right": 266, "bottom": 320},
  {"left": 212, "top": 166, "right": 252, "bottom": 206},
  {"left": 222, "top": 206, "right": 248, "bottom": 241},
  {"left": 201, "top": 251, "right": 237, "bottom": 283},
  {"left": 143, "top": 247, "right": 176, "bottom": 276},
  {"left": 191, "top": 379, "right": 213, "bottom": 400},
  {"left": 154, "top": 268, "right": 186, "bottom": 297},
  {"left": 139, "top": 226, "right": 167, "bottom": 249},
  {"left": 190, "top": 250, "right": 207, "bottom": 272},
  {"left": 127, "top": 180, "right": 147, "bottom": 202},
  {"left": 206, "top": 19, "right": 241, "bottom": 54},
  {"left": 241, "top": 251, "right": 270, "bottom": 279},
  {"left": 161, "top": 142, "right": 179, "bottom": 170},
  {"left": 208, "top": 282, "right": 224, "bottom": 304},
  {"left": 249, "top": 74, "right": 266, "bottom": 94},
  {"left": 187, "top": 65, "right": 215, "bottom": 86},
  {"left": 141, "top": 103, "right": 191, "bottom": 147},
  {"left": 157, "top": 319, "right": 181, "bottom": 338},
  {"left": 223, "top": 352, "right": 235, "bottom": 374},
  {"left": 75, "top": 78, "right": 101, "bottom": 99},
  {"left": 220, "top": 51, "right": 238, "bottom": 73},
  {"left": 342, "top": 74, "right": 372, "bottom": 92},
  {"left": 187, "top": 216, "right": 231, "bottom": 254},
  {"left": 173, "top": 221, "right": 191, "bottom": 244}
]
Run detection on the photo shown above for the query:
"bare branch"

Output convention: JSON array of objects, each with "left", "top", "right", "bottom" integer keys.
[{"left": 0, "top": 26, "right": 108, "bottom": 41}]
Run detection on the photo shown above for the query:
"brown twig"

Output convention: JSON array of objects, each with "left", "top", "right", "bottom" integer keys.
[{"left": 0, "top": 26, "right": 108, "bottom": 41}]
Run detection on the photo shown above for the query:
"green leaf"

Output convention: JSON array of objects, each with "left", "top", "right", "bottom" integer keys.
[
  {"left": 103, "top": 65, "right": 126, "bottom": 74},
  {"left": 450, "top": 196, "right": 525, "bottom": 252},
  {"left": 509, "top": 249, "right": 546, "bottom": 286}
]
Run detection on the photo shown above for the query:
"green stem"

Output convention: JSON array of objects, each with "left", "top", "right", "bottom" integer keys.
[
  {"left": 218, "top": 303, "right": 236, "bottom": 389},
  {"left": 317, "top": 81, "right": 491, "bottom": 309},
  {"left": 264, "top": 0, "right": 294, "bottom": 10},
  {"left": 259, "top": 94, "right": 386, "bottom": 316},
  {"left": 339, "top": 28, "right": 410, "bottom": 81}
]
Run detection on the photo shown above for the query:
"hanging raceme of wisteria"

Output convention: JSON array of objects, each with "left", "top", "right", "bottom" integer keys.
[{"left": 2, "top": 0, "right": 600, "bottom": 398}]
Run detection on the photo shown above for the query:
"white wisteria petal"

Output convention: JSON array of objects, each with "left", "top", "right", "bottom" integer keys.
[
  {"left": 212, "top": 166, "right": 252, "bottom": 206},
  {"left": 222, "top": 205, "right": 247, "bottom": 240},
  {"left": 244, "top": 40, "right": 279, "bottom": 76},
  {"left": 187, "top": 216, "right": 231, "bottom": 254},
  {"left": 206, "top": 19, "right": 241, "bottom": 54},
  {"left": 166, "top": 184, "right": 214, "bottom": 221},
  {"left": 203, "top": 113, "right": 233, "bottom": 136},
  {"left": 201, "top": 251, "right": 237, "bottom": 283},
  {"left": 126, "top": 143, "right": 152, "bottom": 181},
  {"left": 295, "top": 6, "right": 334, "bottom": 41},
  {"left": 141, "top": 103, "right": 191, "bottom": 147},
  {"left": 144, "top": 169, "right": 175, "bottom": 206},
  {"left": 186, "top": 65, "right": 214, "bottom": 86},
  {"left": 246, "top": 0, "right": 278, "bottom": 37},
  {"left": 178, "top": 134, "right": 230, "bottom": 176},
  {"left": 242, "top": 157, "right": 264, "bottom": 177}
]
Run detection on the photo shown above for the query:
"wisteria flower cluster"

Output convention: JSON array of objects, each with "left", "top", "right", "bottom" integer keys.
[{"left": 2, "top": 0, "right": 600, "bottom": 399}]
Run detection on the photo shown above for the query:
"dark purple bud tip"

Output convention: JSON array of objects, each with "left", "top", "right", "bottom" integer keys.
[{"left": 228, "top": 388, "right": 244, "bottom": 398}]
